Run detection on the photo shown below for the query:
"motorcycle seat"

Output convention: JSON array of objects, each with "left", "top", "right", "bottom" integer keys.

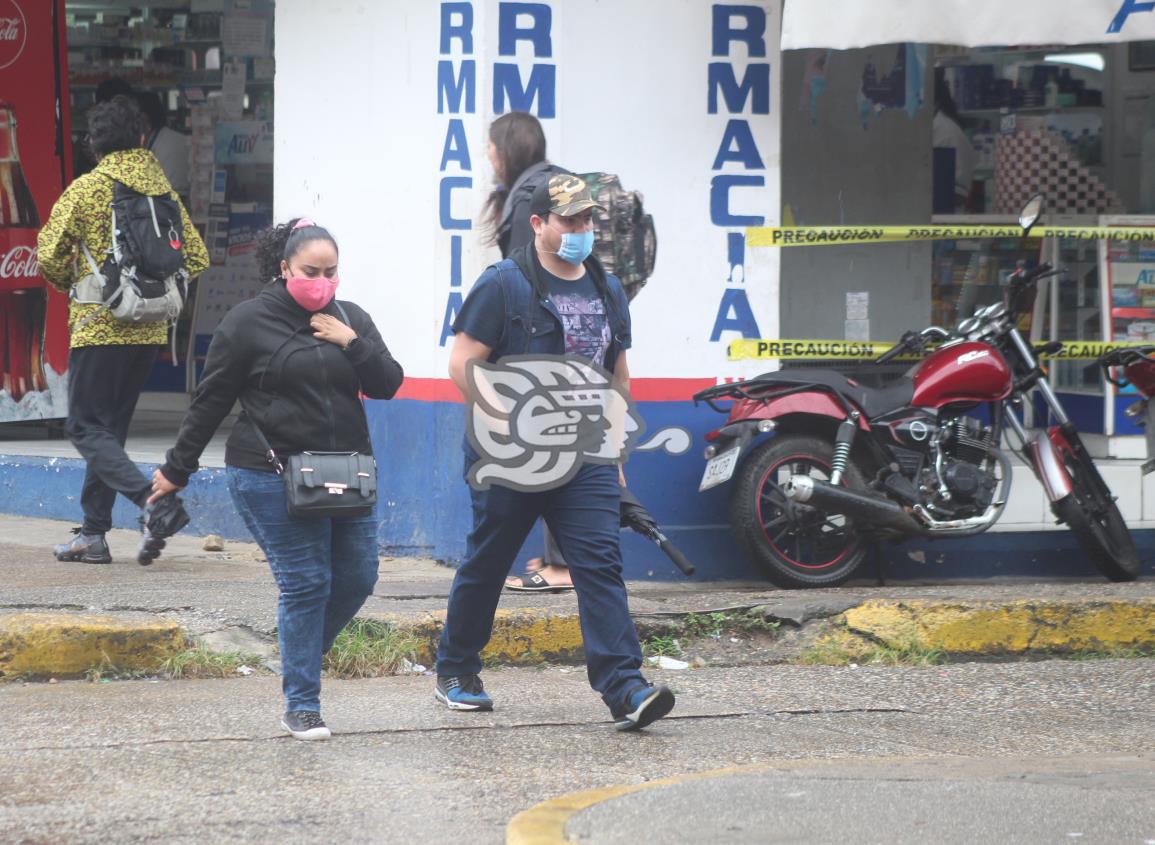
[{"left": 750, "top": 369, "right": 915, "bottom": 420}]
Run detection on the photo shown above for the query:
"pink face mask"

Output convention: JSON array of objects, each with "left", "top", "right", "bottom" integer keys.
[{"left": 285, "top": 274, "right": 338, "bottom": 311}]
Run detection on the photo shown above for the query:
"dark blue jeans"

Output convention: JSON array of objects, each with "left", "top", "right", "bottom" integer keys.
[
  {"left": 227, "top": 467, "right": 379, "bottom": 713},
  {"left": 436, "top": 462, "right": 646, "bottom": 712}
]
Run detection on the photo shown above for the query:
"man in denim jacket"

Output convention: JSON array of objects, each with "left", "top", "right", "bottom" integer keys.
[{"left": 436, "top": 173, "right": 675, "bottom": 731}]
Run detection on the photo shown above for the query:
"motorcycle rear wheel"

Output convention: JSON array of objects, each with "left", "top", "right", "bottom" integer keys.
[
  {"left": 731, "top": 434, "right": 868, "bottom": 589},
  {"left": 1051, "top": 453, "right": 1141, "bottom": 582}
]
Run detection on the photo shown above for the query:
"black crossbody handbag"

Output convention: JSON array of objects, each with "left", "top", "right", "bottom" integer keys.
[{"left": 245, "top": 303, "right": 378, "bottom": 519}]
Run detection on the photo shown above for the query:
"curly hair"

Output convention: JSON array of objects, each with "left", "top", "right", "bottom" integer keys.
[
  {"left": 87, "top": 95, "right": 146, "bottom": 158},
  {"left": 255, "top": 218, "right": 339, "bottom": 282}
]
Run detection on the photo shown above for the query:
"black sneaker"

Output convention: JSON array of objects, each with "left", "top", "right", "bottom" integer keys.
[
  {"left": 137, "top": 493, "right": 190, "bottom": 566},
  {"left": 53, "top": 528, "right": 112, "bottom": 564},
  {"left": 612, "top": 683, "right": 676, "bottom": 732},
  {"left": 434, "top": 674, "right": 494, "bottom": 711},
  {"left": 281, "top": 710, "right": 331, "bottom": 741}
]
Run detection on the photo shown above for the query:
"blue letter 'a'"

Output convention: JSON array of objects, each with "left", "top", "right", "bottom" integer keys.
[
  {"left": 712, "top": 120, "right": 764, "bottom": 170},
  {"left": 440, "top": 120, "right": 471, "bottom": 171},
  {"left": 710, "top": 288, "right": 761, "bottom": 341},
  {"left": 440, "top": 292, "right": 463, "bottom": 346}
]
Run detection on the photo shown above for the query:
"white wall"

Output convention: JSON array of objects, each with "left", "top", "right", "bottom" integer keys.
[{"left": 275, "top": 0, "right": 781, "bottom": 383}]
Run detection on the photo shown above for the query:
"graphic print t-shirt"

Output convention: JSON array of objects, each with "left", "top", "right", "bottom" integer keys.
[{"left": 545, "top": 269, "right": 610, "bottom": 367}]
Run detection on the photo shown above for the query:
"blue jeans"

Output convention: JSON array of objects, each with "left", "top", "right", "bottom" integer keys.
[
  {"left": 227, "top": 466, "right": 379, "bottom": 713},
  {"left": 436, "top": 462, "right": 646, "bottom": 713}
]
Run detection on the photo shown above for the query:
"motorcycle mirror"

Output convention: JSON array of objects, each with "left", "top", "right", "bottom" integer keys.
[{"left": 1018, "top": 194, "right": 1045, "bottom": 234}]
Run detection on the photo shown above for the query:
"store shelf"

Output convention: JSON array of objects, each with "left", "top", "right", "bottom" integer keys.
[
  {"left": 958, "top": 105, "right": 1104, "bottom": 116},
  {"left": 1113, "top": 307, "right": 1155, "bottom": 319}
]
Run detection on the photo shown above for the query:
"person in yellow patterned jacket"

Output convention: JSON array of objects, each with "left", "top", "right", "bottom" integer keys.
[{"left": 37, "top": 94, "right": 208, "bottom": 566}]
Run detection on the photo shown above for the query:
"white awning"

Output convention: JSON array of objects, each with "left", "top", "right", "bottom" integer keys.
[{"left": 782, "top": 0, "right": 1155, "bottom": 50}]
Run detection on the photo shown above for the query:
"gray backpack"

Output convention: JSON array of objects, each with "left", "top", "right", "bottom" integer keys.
[{"left": 73, "top": 181, "right": 189, "bottom": 329}]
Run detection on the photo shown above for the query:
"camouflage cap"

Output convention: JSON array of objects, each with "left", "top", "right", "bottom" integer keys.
[{"left": 530, "top": 173, "right": 605, "bottom": 217}]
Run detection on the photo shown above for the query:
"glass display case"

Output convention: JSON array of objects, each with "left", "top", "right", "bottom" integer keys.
[
  {"left": 931, "top": 225, "right": 1044, "bottom": 330},
  {"left": 1099, "top": 216, "right": 1155, "bottom": 434}
]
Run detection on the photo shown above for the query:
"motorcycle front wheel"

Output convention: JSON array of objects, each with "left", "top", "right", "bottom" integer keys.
[
  {"left": 730, "top": 434, "right": 868, "bottom": 589},
  {"left": 1051, "top": 451, "right": 1141, "bottom": 582}
]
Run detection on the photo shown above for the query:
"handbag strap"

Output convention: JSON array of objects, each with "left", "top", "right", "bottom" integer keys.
[{"left": 243, "top": 300, "right": 355, "bottom": 474}]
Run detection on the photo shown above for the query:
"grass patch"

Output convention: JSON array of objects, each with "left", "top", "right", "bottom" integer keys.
[
  {"left": 84, "top": 653, "right": 137, "bottom": 682},
  {"left": 801, "top": 636, "right": 945, "bottom": 667},
  {"left": 323, "top": 617, "right": 421, "bottom": 679},
  {"left": 642, "top": 635, "right": 683, "bottom": 658},
  {"left": 157, "top": 643, "right": 264, "bottom": 680},
  {"left": 681, "top": 610, "right": 781, "bottom": 641},
  {"left": 1055, "top": 644, "right": 1155, "bottom": 661},
  {"left": 683, "top": 612, "right": 729, "bottom": 640}
]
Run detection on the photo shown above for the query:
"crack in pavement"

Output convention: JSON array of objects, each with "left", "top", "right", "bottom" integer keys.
[
  {"left": 0, "top": 603, "right": 195, "bottom": 614},
  {"left": 5, "top": 707, "right": 912, "bottom": 753}
]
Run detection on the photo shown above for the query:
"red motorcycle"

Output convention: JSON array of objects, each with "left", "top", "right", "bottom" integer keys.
[
  {"left": 694, "top": 197, "right": 1141, "bottom": 588},
  {"left": 1101, "top": 346, "right": 1155, "bottom": 475}
]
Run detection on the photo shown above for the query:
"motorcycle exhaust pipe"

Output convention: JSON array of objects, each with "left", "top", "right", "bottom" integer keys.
[{"left": 782, "top": 475, "right": 924, "bottom": 536}]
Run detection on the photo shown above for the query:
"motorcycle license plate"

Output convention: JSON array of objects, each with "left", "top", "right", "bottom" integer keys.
[{"left": 699, "top": 446, "right": 741, "bottom": 492}]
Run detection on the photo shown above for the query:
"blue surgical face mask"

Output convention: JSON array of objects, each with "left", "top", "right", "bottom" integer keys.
[{"left": 552, "top": 228, "right": 595, "bottom": 265}]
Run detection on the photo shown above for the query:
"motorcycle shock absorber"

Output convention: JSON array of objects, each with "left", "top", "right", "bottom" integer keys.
[{"left": 829, "top": 412, "right": 860, "bottom": 486}]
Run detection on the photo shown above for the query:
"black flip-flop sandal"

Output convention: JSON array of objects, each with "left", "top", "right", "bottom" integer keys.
[{"left": 504, "top": 572, "right": 575, "bottom": 593}]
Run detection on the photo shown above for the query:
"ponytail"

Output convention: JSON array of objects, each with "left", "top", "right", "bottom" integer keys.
[{"left": 254, "top": 217, "right": 338, "bottom": 282}]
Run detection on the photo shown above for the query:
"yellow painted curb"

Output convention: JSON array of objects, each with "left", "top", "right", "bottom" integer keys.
[
  {"left": 0, "top": 613, "right": 186, "bottom": 678},
  {"left": 506, "top": 764, "right": 776, "bottom": 845},
  {"left": 839, "top": 599, "right": 1155, "bottom": 654},
  {"left": 375, "top": 608, "right": 585, "bottom": 666}
]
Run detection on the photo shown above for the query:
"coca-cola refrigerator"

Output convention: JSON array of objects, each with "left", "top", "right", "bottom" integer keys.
[{"left": 0, "top": 0, "right": 70, "bottom": 424}]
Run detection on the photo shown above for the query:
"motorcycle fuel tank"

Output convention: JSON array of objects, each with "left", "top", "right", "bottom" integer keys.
[{"left": 911, "top": 341, "right": 1012, "bottom": 408}]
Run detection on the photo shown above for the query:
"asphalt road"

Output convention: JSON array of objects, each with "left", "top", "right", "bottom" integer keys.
[{"left": 4, "top": 659, "right": 1154, "bottom": 844}]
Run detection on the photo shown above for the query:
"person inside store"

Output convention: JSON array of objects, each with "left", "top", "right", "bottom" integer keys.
[
  {"left": 933, "top": 70, "right": 978, "bottom": 213},
  {"left": 38, "top": 94, "right": 209, "bottom": 568},
  {"left": 148, "top": 218, "right": 404, "bottom": 741},
  {"left": 137, "top": 91, "right": 190, "bottom": 198},
  {"left": 483, "top": 110, "right": 576, "bottom": 593},
  {"left": 437, "top": 172, "right": 675, "bottom": 732}
]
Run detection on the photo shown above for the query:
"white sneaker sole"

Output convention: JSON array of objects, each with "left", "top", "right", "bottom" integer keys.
[
  {"left": 434, "top": 688, "right": 492, "bottom": 711},
  {"left": 281, "top": 718, "right": 331, "bottom": 741},
  {"left": 614, "top": 686, "right": 675, "bottom": 732}
]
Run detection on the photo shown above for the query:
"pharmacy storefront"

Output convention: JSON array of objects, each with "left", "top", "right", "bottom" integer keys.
[
  {"left": 273, "top": 0, "right": 782, "bottom": 575},
  {"left": 269, "top": 0, "right": 1155, "bottom": 578}
]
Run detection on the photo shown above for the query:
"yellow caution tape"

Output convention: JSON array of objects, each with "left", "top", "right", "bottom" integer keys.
[
  {"left": 746, "top": 225, "right": 1155, "bottom": 248},
  {"left": 728, "top": 339, "right": 1155, "bottom": 362}
]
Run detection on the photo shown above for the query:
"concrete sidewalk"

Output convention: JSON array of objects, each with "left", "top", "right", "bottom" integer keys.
[
  {"left": 4, "top": 662, "right": 1155, "bottom": 844},
  {"left": 1, "top": 514, "right": 1154, "bottom": 678}
]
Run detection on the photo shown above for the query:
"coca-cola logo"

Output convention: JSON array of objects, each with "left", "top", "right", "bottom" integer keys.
[
  {"left": 0, "top": 245, "right": 38, "bottom": 279},
  {"left": 0, "top": 1, "right": 26, "bottom": 71}
]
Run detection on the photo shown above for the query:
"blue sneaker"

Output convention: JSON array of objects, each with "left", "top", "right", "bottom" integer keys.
[
  {"left": 612, "top": 683, "right": 675, "bottom": 732},
  {"left": 435, "top": 674, "right": 493, "bottom": 711}
]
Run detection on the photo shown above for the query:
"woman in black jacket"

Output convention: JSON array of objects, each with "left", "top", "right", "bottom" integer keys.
[{"left": 150, "top": 218, "right": 404, "bottom": 740}]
